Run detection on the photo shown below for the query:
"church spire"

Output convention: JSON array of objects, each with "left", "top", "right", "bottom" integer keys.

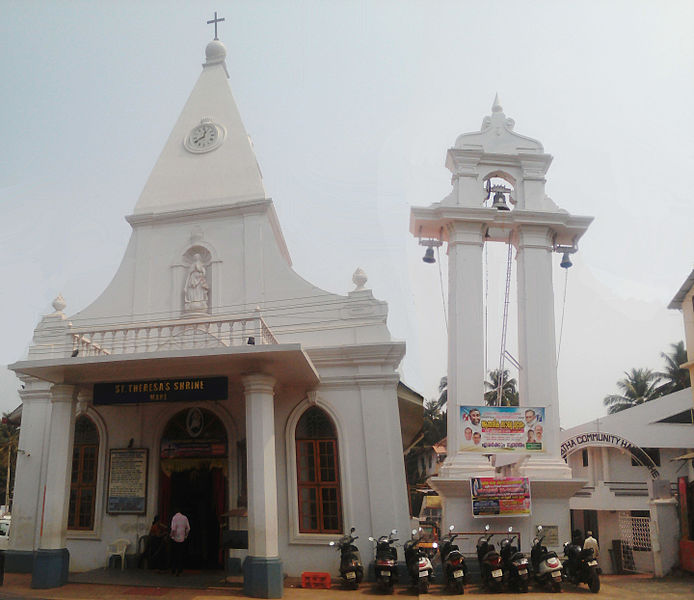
[{"left": 133, "top": 36, "right": 266, "bottom": 215}]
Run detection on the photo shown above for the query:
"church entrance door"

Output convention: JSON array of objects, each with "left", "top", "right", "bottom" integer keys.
[{"left": 159, "top": 407, "right": 228, "bottom": 569}]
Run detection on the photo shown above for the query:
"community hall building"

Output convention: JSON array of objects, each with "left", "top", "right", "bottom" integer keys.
[{"left": 8, "top": 35, "right": 418, "bottom": 597}]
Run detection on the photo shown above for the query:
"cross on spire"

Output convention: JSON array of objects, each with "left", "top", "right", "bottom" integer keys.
[{"left": 206, "top": 11, "right": 225, "bottom": 40}]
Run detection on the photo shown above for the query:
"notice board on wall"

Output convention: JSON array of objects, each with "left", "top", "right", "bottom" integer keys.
[{"left": 107, "top": 448, "right": 148, "bottom": 514}]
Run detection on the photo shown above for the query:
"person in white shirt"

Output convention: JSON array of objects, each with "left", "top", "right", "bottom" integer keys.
[
  {"left": 170, "top": 509, "right": 190, "bottom": 576},
  {"left": 583, "top": 531, "right": 599, "bottom": 559}
]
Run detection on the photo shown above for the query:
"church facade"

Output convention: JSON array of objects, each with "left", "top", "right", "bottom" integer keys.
[{"left": 8, "top": 37, "right": 413, "bottom": 597}]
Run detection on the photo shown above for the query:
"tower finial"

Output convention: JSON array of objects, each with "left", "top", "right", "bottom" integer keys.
[
  {"left": 492, "top": 93, "right": 503, "bottom": 113},
  {"left": 206, "top": 11, "right": 225, "bottom": 41}
]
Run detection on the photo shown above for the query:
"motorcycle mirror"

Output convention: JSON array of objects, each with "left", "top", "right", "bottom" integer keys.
[
  {"left": 368, "top": 536, "right": 375, "bottom": 542},
  {"left": 350, "top": 527, "right": 356, "bottom": 533},
  {"left": 432, "top": 542, "right": 438, "bottom": 549},
  {"left": 508, "top": 526, "right": 513, "bottom": 533},
  {"left": 329, "top": 541, "right": 335, "bottom": 546},
  {"left": 484, "top": 524, "right": 490, "bottom": 531},
  {"left": 537, "top": 525, "right": 543, "bottom": 532},
  {"left": 418, "top": 527, "right": 423, "bottom": 533},
  {"left": 411, "top": 529, "right": 418, "bottom": 536},
  {"left": 391, "top": 529, "right": 397, "bottom": 535}
]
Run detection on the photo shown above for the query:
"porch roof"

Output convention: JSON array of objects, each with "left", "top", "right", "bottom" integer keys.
[{"left": 9, "top": 343, "right": 319, "bottom": 388}]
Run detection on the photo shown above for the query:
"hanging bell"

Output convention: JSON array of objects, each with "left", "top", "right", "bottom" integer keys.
[
  {"left": 560, "top": 252, "right": 573, "bottom": 269},
  {"left": 422, "top": 246, "right": 436, "bottom": 264},
  {"left": 491, "top": 191, "right": 510, "bottom": 211}
]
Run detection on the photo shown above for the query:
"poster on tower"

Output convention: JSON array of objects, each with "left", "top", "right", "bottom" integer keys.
[
  {"left": 459, "top": 406, "right": 545, "bottom": 452},
  {"left": 471, "top": 477, "right": 532, "bottom": 517}
]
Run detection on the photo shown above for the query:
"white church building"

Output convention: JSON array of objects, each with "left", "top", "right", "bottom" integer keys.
[{"left": 8, "top": 35, "right": 415, "bottom": 597}]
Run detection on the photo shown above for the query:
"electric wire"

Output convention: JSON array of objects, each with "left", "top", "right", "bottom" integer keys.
[
  {"left": 436, "top": 245, "right": 447, "bottom": 331},
  {"left": 556, "top": 265, "right": 569, "bottom": 367}
]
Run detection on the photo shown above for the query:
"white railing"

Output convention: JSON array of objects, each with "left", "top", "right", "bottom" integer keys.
[{"left": 71, "top": 314, "right": 278, "bottom": 357}]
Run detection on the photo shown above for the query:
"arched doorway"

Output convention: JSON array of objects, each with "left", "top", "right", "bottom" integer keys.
[{"left": 159, "top": 407, "right": 228, "bottom": 569}]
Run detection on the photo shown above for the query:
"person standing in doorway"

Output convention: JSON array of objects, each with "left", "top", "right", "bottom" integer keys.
[
  {"left": 583, "top": 530, "right": 599, "bottom": 558},
  {"left": 170, "top": 508, "right": 190, "bottom": 576}
]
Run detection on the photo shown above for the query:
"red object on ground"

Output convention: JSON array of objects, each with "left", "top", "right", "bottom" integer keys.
[
  {"left": 680, "top": 539, "right": 694, "bottom": 573},
  {"left": 301, "top": 572, "right": 331, "bottom": 589}
]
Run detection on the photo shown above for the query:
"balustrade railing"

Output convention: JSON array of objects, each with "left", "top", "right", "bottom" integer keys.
[{"left": 70, "top": 315, "right": 278, "bottom": 357}]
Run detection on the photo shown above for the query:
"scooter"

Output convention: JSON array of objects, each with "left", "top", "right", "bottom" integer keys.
[
  {"left": 499, "top": 527, "right": 529, "bottom": 593},
  {"left": 530, "top": 526, "right": 563, "bottom": 592},
  {"left": 369, "top": 529, "right": 398, "bottom": 594},
  {"left": 439, "top": 525, "right": 467, "bottom": 594},
  {"left": 476, "top": 524, "right": 504, "bottom": 592},
  {"left": 329, "top": 527, "right": 364, "bottom": 589},
  {"left": 404, "top": 528, "right": 437, "bottom": 594},
  {"left": 562, "top": 540, "right": 600, "bottom": 593}
]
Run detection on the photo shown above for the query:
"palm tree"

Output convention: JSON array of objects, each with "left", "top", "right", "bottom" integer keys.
[
  {"left": 422, "top": 399, "right": 446, "bottom": 446},
  {"left": 603, "top": 368, "right": 661, "bottom": 414},
  {"left": 483, "top": 369, "right": 519, "bottom": 406},
  {"left": 655, "top": 341, "right": 690, "bottom": 396},
  {"left": 435, "top": 376, "right": 447, "bottom": 410}
]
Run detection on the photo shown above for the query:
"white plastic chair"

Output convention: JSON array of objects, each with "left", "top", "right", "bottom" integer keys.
[{"left": 107, "top": 538, "right": 130, "bottom": 570}]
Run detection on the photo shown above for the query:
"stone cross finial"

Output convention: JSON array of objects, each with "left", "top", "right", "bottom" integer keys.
[{"left": 207, "top": 11, "right": 225, "bottom": 40}]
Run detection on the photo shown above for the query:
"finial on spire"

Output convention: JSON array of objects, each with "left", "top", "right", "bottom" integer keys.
[
  {"left": 206, "top": 11, "right": 225, "bottom": 40},
  {"left": 492, "top": 93, "right": 503, "bottom": 113}
]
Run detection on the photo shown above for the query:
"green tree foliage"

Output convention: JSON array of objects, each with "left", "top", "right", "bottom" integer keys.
[
  {"left": 602, "top": 368, "right": 661, "bottom": 414},
  {"left": 483, "top": 369, "right": 519, "bottom": 406},
  {"left": 655, "top": 341, "right": 690, "bottom": 396},
  {"left": 422, "top": 399, "right": 446, "bottom": 446},
  {"left": 0, "top": 414, "right": 19, "bottom": 508}
]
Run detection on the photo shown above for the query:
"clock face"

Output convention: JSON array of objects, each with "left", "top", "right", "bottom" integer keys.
[{"left": 185, "top": 122, "right": 223, "bottom": 153}]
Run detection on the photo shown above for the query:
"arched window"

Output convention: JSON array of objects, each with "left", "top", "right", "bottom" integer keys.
[
  {"left": 68, "top": 416, "right": 99, "bottom": 530},
  {"left": 296, "top": 407, "right": 342, "bottom": 534}
]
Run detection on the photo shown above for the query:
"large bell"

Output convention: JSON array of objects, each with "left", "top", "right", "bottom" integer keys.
[
  {"left": 560, "top": 252, "right": 573, "bottom": 269},
  {"left": 422, "top": 246, "right": 436, "bottom": 263},
  {"left": 491, "top": 191, "right": 510, "bottom": 211}
]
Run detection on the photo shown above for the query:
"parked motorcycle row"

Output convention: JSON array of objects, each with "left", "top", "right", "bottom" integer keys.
[{"left": 331, "top": 524, "right": 600, "bottom": 594}]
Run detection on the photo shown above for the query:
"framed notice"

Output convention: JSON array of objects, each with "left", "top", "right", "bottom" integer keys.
[
  {"left": 471, "top": 477, "right": 531, "bottom": 518},
  {"left": 107, "top": 448, "right": 148, "bottom": 514}
]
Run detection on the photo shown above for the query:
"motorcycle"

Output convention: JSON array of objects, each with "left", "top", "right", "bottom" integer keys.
[
  {"left": 329, "top": 527, "right": 364, "bottom": 589},
  {"left": 562, "top": 540, "right": 600, "bottom": 593},
  {"left": 499, "top": 526, "right": 530, "bottom": 593},
  {"left": 404, "top": 528, "right": 437, "bottom": 594},
  {"left": 475, "top": 524, "right": 504, "bottom": 592},
  {"left": 530, "top": 526, "right": 563, "bottom": 592},
  {"left": 369, "top": 529, "right": 398, "bottom": 593},
  {"left": 439, "top": 525, "right": 467, "bottom": 594}
]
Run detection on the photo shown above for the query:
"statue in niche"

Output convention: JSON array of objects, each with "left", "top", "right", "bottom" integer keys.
[{"left": 184, "top": 253, "right": 209, "bottom": 313}]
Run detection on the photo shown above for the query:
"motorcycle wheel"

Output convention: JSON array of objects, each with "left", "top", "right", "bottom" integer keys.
[
  {"left": 551, "top": 579, "right": 562, "bottom": 593},
  {"left": 588, "top": 569, "right": 600, "bottom": 593},
  {"left": 453, "top": 578, "right": 464, "bottom": 594},
  {"left": 518, "top": 579, "right": 528, "bottom": 593},
  {"left": 418, "top": 578, "right": 429, "bottom": 594}
]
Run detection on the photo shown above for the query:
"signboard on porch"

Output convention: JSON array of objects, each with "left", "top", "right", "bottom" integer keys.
[
  {"left": 94, "top": 377, "right": 228, "bottom": 405},
  {"left": 471, "top": 477, "right": 531, "bottom": 517},
  {"left": 107, "top": 448, "right": 148, "bottom": 514},
  {"left": 460, "top": 406, "right": 545, "bottom": 452}
]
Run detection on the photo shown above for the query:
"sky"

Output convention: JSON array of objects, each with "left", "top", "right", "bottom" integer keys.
[{"left": 1, "top": 0, "right": 693, "bottom": 428}]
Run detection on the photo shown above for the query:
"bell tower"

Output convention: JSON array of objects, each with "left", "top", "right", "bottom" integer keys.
[{"left": 411, "top": 96, "right": 592, "bottom": 540}]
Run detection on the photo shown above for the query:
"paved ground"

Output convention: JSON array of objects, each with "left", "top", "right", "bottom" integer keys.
[{"left": 0, "top": 572, "right": 691, "bottom": 599}]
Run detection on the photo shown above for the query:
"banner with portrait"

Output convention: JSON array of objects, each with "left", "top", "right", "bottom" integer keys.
[
  {"left": 459, "top": 406, "right": 545, "bottom": 452},
  {"left": 471, "top": 477, "right": 531, "bottom": 517}
]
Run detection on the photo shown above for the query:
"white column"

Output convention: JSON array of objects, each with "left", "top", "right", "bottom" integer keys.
[
  {"left": 443, "top": 221, "right": 491, "bottom": 473},
  {"left": 40, "top": 384, "right": 76, "bottom": 550},
  {"left": 9, "top": 377, "right": 52, "bottom": 553},
  {"left": 242, "top": 373, "right": 279, "bottom": 558},
  {"left": 516, "top": 225, "right": 571, "bottom": 477}
]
